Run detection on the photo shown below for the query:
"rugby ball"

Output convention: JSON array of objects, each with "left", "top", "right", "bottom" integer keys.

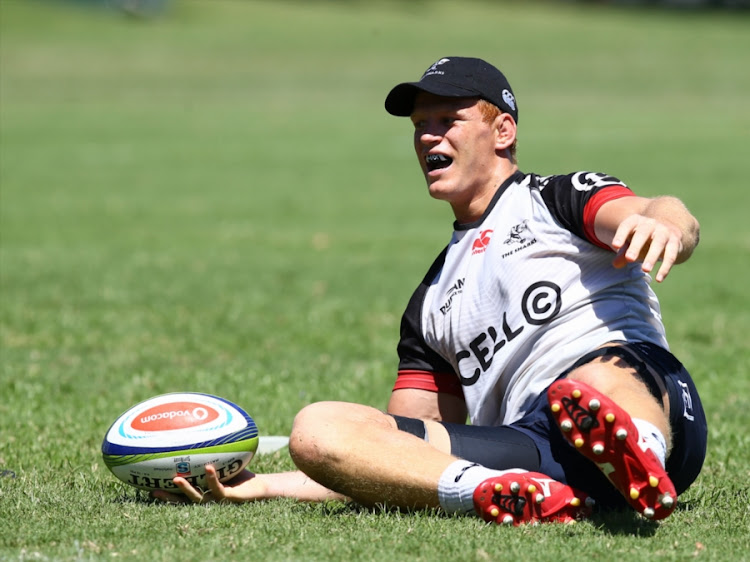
[{"left": 101, "top": 393, "right": 259, "bottom": 493}]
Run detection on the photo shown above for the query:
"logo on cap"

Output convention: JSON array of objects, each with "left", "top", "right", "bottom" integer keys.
[
  {"left": 422, "top": 58, "right": 450, "bottom": 78},
  {"left": 502, "top": 89, "right": 516, "bottom": 111}
]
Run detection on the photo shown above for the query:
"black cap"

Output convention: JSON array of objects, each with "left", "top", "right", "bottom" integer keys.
[{"left": 385, "top": 56, "right": 518, "bottom": 123}]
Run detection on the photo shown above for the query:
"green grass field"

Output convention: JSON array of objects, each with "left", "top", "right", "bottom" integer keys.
[{"left": 1, "top": 0, "right": 749, "bottom": 560}]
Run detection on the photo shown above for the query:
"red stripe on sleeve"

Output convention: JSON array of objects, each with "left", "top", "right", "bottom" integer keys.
[
  {"left": 393, "top": 370, "right": 464, "bottom": 398},
  {"left": 583, "top": 186, "right": 635, "bottom": 250}
]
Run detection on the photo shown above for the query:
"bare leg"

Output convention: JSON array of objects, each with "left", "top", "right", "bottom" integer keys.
[
  {"left": 153, "top": 401, "right": 456, "bottom": 507},
  {"left": 565, "top": 346, "right": 671, "bottom": 449},
  {"left": 289, "top": 401, "right": 458, "bottom": 509},
  {"left": 550, "top": 345, "right": 677, "bottom": 519}
]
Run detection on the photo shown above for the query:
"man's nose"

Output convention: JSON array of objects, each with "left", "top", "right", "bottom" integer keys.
[{"left": 419, "top": 129, "right": 442, "bottom": 145}]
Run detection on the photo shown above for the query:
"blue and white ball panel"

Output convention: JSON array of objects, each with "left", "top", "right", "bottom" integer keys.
[
  {"left": 104, "top": 449, "right": 254, "bottom": 492},
  {"left": 101, "top": 393, "right": 259, "bottom": 492}
]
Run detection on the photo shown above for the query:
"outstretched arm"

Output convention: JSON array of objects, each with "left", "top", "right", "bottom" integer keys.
[
  {"left": 594, "top": 195, "right": 700, "bottom": 283},
  {"left": 152, "top": 465, "right": 347, "bottom": 505},
  {"left": 153, "top": 400, "right": 458, "bottom": 509}
]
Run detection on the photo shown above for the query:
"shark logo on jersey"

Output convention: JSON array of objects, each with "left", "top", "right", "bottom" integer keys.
[
  {"left": 504, "top": 220, "right": 530, "bottom": 245},
  {"left": 571, "top": 172, "right": 623, "bottom": 192},
  {"left": 501, "top": 221, "right": 537, "bottom": 259}
]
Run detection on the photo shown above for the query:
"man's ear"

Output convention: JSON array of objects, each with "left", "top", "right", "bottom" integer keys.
[{"left": 495, "top": 113, "right": 517, "bottom": 152}]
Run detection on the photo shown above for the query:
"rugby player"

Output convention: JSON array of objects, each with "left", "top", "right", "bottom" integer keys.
[{"left": 155, "top": 57, "right": 707, "bottom": 525}]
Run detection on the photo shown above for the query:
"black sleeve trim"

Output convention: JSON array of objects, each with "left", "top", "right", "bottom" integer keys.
[{"left": 537, "top": 172, "right": 627, "bottom": 241}]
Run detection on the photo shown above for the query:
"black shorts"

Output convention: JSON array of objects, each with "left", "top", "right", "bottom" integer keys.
[{"left": 393, "top": 342, "right": 708, "bottom": 509}]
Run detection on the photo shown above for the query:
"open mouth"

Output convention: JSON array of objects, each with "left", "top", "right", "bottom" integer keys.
[{"left": 425, "top": 154, "right": 453, "bottom": 172}]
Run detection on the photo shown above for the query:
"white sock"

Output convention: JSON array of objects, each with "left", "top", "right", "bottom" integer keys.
[
  {"left": 437, "top": 460, "right": 525, "bottom": 515},
  {"left": 632, "top": 418, "right": 667, "bottom": 468}
]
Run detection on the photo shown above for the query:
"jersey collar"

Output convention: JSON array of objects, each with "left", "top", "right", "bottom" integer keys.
[{"left": 453, "top": 170, "right": 527, "bottom": 231}]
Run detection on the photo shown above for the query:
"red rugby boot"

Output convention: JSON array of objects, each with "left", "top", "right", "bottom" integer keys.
[
  {"left": 473, "top": 471, "right": 594, "bottom": 526},
  {"left": 547, "top": 379, "right": 677, "bottom": 520}
]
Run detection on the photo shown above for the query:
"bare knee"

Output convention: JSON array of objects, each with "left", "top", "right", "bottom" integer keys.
[
  {"left": 289, "top": 401, "right": 396, "bottom": 476},
  {"left": 289, "top": 402, "right": 337, "bottom": 470}
]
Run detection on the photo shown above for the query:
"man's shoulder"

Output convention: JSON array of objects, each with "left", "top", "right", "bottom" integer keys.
[{"left": 533, "top": 171, "right": 627, "bottom": 192}]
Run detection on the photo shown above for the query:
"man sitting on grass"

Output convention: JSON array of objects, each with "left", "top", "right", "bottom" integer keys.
[{"left": 155, "top": 57, "right": 707, "bottom": 526}]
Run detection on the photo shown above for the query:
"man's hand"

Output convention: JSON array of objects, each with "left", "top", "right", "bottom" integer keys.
[
  {"left": 610, "top": 214, "right": 684, "bottom": 283},
  {"left": 151, "top": 465, "right": 264, "bottom": 504},
  {"left": 595, "top": 195, "right": 700, "bottom": 283},
  {"left": 151, "top": 465, "right": 347, "bottom": 504}
]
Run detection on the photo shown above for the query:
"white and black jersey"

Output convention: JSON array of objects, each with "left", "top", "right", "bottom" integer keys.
[{"left": 394, "top": 170, "right": 668, "bottom": 427}]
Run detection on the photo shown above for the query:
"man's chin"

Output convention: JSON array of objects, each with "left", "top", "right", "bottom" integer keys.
[{"left": 426, "top": 182, "right": 451, "bottom": 201}]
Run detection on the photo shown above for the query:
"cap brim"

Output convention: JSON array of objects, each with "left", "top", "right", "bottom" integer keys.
[{"left": 385, "top": 81, "right": 481, "bottom": 116}]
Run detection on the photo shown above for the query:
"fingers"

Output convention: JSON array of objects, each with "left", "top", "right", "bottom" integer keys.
[
  {"left": 653, "top": 234, "right": 684, "bottom": 282},
  {"left": 610, "top": 215, "right": 682, "bottom": 282},
  {"left": 150, "top": 465, "right": 230, "bottom": 505},
  {"left": 149, "top": 477, "right": 205, "bottom": 504},
  {"left": 202, "top": 465, "right": 234, "bottom": 502},
  {"left": 610, "top": 215, "right": 640, "bottom": 254},
  {"left": 174, "top": 475, "right": 208, "bottom": 503}
]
